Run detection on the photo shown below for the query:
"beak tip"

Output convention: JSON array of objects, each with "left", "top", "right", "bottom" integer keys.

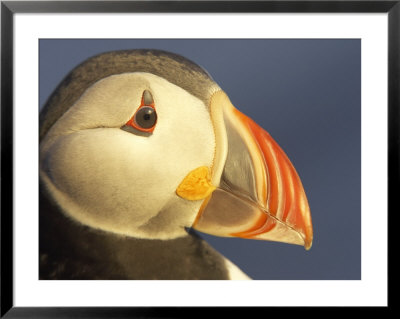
[{"left": 303, "top": 226, "right": 313, "bottom": 250}]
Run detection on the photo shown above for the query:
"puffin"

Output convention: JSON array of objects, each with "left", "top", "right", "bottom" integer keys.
[{"left": 39, "top": 49, "right": 313, "bottom": 280}]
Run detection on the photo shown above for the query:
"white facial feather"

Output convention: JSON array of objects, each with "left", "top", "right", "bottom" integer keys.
[{"left": 40, "top": 73, "right": 216, "bottom": 239}]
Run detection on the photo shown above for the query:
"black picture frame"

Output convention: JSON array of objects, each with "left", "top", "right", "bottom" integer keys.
[{"left": 1, "top": 0, "right": 396, "bottom": 317}]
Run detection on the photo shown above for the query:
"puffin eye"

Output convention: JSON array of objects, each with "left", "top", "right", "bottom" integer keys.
[
  {"left": 122, "top": 90, "right": 157, "bottom": 134},
  {"left": 134, "top": 106, "right": 157, "bottom": 129}
]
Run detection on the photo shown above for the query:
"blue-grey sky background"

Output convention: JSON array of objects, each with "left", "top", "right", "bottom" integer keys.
[{"left": 39, "top": 39, "right": 361, "bottom": 280}]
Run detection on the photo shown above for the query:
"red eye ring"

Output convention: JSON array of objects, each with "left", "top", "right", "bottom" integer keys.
[{"left": 125, "top": 91, "right": 157, "bottom": 133}]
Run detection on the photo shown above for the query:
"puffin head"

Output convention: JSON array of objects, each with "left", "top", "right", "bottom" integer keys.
[{"left": 40, "top": 49, "right": 313, "bottom": 249}]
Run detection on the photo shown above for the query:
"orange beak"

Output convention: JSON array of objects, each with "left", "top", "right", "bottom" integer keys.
[{"left": 179, "top": 90, "right": 313, "bottom": 250}]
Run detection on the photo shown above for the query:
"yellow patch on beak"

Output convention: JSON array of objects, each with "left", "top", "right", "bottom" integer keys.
[{"left": 176, "top": 166, "right": 216, "bottom": 201}]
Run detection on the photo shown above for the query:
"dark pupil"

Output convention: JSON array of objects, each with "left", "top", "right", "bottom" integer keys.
[{"left": 135, "top": 107, "right": 157, "bottom": 129}]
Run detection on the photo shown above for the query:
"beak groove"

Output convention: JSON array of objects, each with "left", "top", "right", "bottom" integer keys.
[{"left": 237, "top": 108, "right": 313, "bottom": 249}]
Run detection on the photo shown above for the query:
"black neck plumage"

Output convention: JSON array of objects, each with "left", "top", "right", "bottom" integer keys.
[{"left": 39, "top": 184, "right": 229, "bottom": 280}]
